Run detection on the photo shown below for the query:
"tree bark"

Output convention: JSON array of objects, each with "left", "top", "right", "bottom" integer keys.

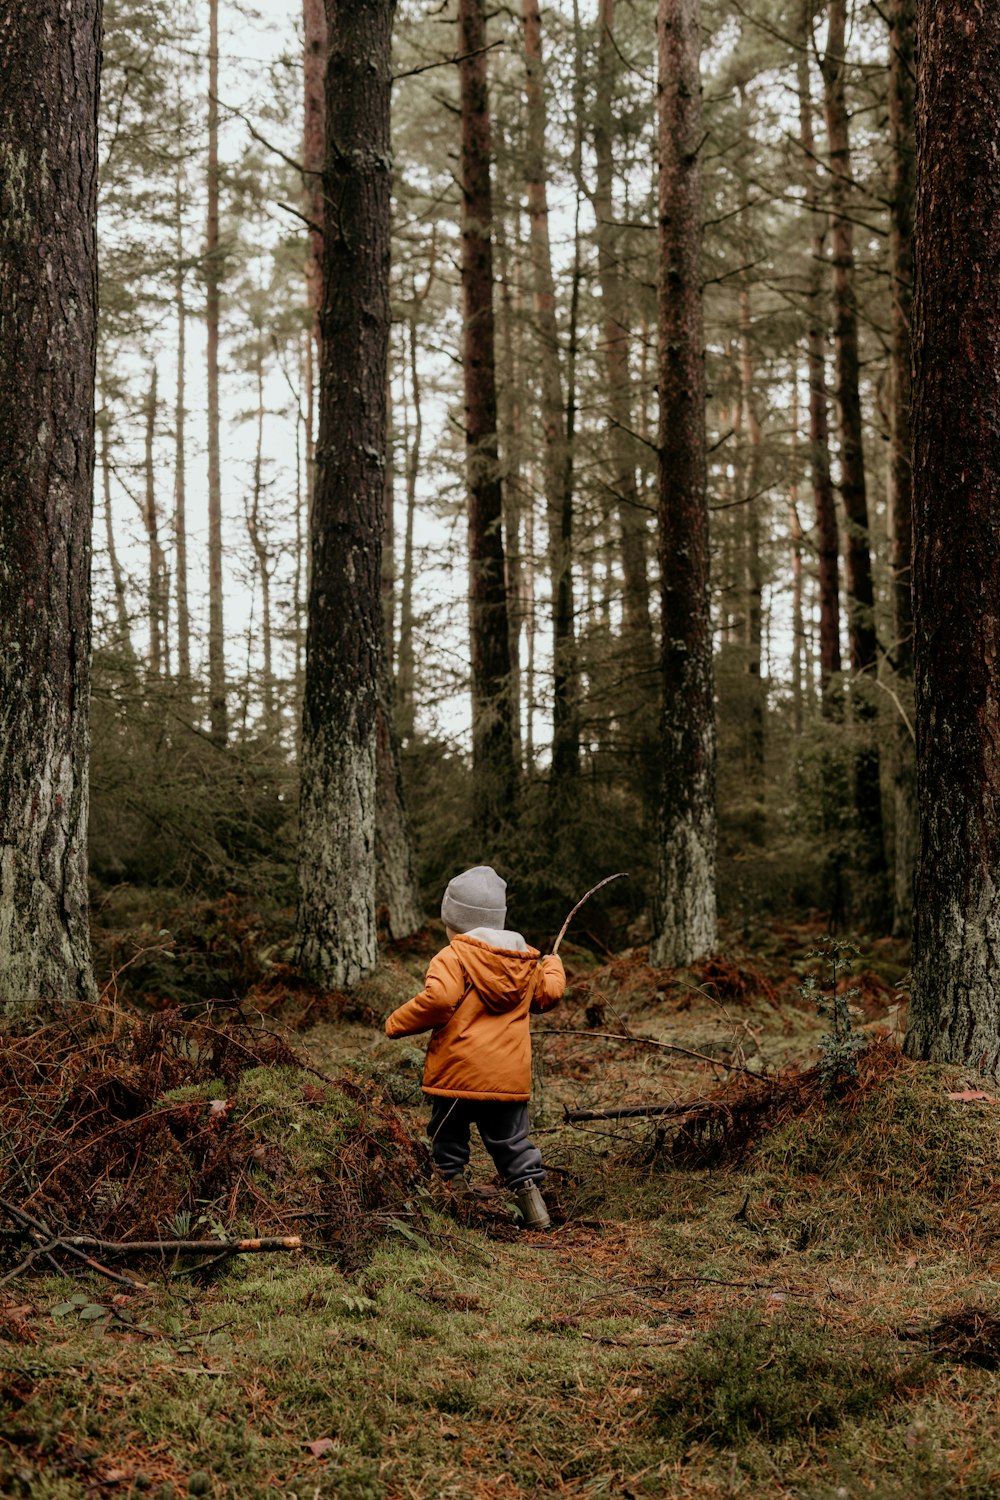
[
  {"left": 245, "top": 351, "right": 275, "bottom": 728},
  {"left": 297, "top": 0, "right": 397, "bottom": 988},
  {"left": 206, "top": 0, "right": 227, "bottom": 744},
  {"left": 887, "top": 0, "right": 917, "bottom": 937},
  {"left": 0, "top": 0, "right": 101, "bottom": 1016},
  {"left": 738, "top": 284, "right": 765, "bottom": 801},
  {"left": 99, "top": 412, "right": 133, "bottom": 656},
  {"left": 459, "top": 0, "right": 517, "bottom": 839},
  {"left": 397, "top": 311, "right": 421, "bottom": 743},
  {"left": 788, "top": 377, "right": 805, "bottom": 738},
  {"left": 143, "top": 364, "right": 167, "bottom": 677},
  {"left": 496, "top": 208, "right": 524, "bottom": 768},
  {"left": 906, "top": 0, "right": 1000, "bottom": 1074},
  {"left": 797, "top": 3, "right": 841, "bottom": 695},
  {"left": 303, "top": 0, "right": 326, "bottom": 358},
  {"left": 651, "top": 0, "right": 717, "bottom": 967},
  {"left": 522, "top": 0, "right": 577, "bottom": 787},
  {"left": 594, "top": 0, "right": 656, "bottom": 704},
  {"left": 173, "top": 147, "right": 191, "bottom": 686},
  {"left": 822, "top": 0, "right": 889, "bottom": 923}
]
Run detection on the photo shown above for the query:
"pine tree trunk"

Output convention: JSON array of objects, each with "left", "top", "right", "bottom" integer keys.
[
  {"left": 206, "top": 0, "right": 227, "bottom": 744},
  {"left": 797, "top": 5, "right": 841, "bottom": 696},
  {"left": 375, "top": 652, "right": 422, "bottom": 941},
  {"left": 888, "top": 0, "right": 917, "bottom": 938},
  {"left": 304, "top": 0, "right": 326, "bottom": 356},
  {"left": 496, "top": 211, "right": 524, "bottom": 768},
  {"left": 99, "top": 413, "right": 133, "bottom": 655},
  {"left": 143, "top": 364, "right": 167, "bottom": 677},
  {"left": 739, "top": 284, "right": 765, "bottom": 803},
  {"left": 0, "top": 0, "right": 100, "bottom": 1017},
  {"left": 906, "top": 0, "right": 1000, "bottom": 1074},
  {"left": 522, "top": 0, "right": 577, "bottom": 787},
  {"left": 246, "top": 354, "right": 274, "bottom": 728},
  {"left": 376, "top": 341, "right": 421, "bottom": 938},
  {"left": 297, "top": 0, "right": 396, "bottom": 988},
  {"left": 822, "top": 0, "right": 889, "bottom": 924},
  {"left": 594, "top": 0, "right": 656, "bottom": 694},
  {"left": 789, "top": 378, "right": 805, "bottom": 738},
  {"left": 651, "top": 0, "right": 717, "bottom": 967},
  {"left": 459, "top": 0, "right": 517, "bottom": 838},
  {"left": 397, "top": 312, "right": 420, "bottom": 743},
  {"left": 174, "top": 149, "right": 192, "bottom": 686}
]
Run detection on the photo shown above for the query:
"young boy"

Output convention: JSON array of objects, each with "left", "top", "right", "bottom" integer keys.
[{"left": 384, "top": 865, "right": 565, "bottom": 1229}]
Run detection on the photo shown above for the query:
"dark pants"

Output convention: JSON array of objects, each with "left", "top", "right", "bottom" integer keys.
[{"left": 427, "top": 1097, "right": 544, "bottom": 1189}]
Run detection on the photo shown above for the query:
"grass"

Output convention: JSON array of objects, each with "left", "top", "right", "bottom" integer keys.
[{"left": 4, "top": 915, "right": 1000, "bottom": 1497}]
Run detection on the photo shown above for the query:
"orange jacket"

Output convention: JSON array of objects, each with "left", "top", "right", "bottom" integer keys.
[{"left": 384, "top": 934, "right": 566, "bottom": 1101}]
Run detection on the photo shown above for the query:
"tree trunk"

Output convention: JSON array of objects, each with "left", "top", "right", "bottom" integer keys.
[
  {"left": 797, "top": 4, "right": 841, "bottom": 695},
  {"left": 143, "top": 363, "right": 167, "bottom": 677},
  {"left": 496, "top": 209, "right": 524, "bottom": 768},
  {"left": 375, "top": 652, "right": 422, "bottom": 941},
  {"left": 822, "top": 0, "right": 889, "bottom": 924},
  {"left": 651, "top": 0, "right": 717, "bottom": 967},
  {"left": 303, "top": 0, "right": 326, "bottom": 358},
  {"left": 297, "top": 0, "right": 397, "bottom": 988},
  {"left": 246, "top": 352, "right": 275, "bottom": 728},
  {"left": 174, "top": 148, "right": 192, "bottom": 686},
  {"left": 789, "top": 377, "right": 805, "bottom": 738},
  {"left": 99, "top": 412, "right": 133, "bottom": 655},
  {"left": 738, "top": 284, "right": 765, "bottom": 802},
  {"left": 905, "top": 0, "right": 1000, "bottom": 1074},
  {"left": 397, "top": 311, "right": 421, "bottom": 743},
  {"left": 376, "top": 342, "right": 421, "bottom": 937},
  {"left": 888, "top": 0, "right": 917, "bottom": 938},
  {"left": 522, "top": 0, "right": 577, "bottom": 787},
  {"left": 594, "top": 0, "right": 656, "bottom": 704},
  {"left": 459, "top": 0, "right": 517, "bottom": 839},
  {"left": 0, "top": 0, "right": 101, "bottom": 1017},
  {"left": 206, "top": 0, "right": 227, "bottom": 744}
]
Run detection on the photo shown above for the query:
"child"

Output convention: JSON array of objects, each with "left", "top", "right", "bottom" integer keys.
[{"left": 384, "top": 865, "right": 565, "bottom": 1229}]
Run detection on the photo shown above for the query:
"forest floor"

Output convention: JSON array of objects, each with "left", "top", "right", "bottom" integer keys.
[{"left": 2, "top": 906, "right": 1000, "bottom": 1499}]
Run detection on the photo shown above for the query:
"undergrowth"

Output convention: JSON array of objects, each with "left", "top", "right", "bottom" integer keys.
[
  {"left": 652, "top": 1306, "right": 930, "bottom": 1446},
  {"left": 0, "top": 1004, "right": 427, "bottom": 1269}
]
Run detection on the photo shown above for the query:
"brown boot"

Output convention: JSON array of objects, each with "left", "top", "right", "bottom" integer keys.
[{"left": 513, "top": 1181, "right": 550, "bottom": 1230}]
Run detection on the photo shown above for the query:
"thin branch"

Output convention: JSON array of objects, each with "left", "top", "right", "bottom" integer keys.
[
  {"left": 539, "top": 1029, "right": 770, "bottom": 1081},
  {"left": 393, "top": 40, "right": 504, "bottom": 82}
]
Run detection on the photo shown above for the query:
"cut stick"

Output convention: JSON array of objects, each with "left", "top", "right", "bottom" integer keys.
[{"left": 53, "top": 1235, "right": 303, "bottom": 1256}]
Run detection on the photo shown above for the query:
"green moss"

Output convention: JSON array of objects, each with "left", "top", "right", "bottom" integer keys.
[{"left": 652, "top": 1308, "right": 929, "bottom": 1449}]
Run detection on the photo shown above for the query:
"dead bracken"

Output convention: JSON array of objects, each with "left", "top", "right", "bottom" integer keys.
[{"left": 0, "top": 1002, "right": 427, "bottom": 1277}]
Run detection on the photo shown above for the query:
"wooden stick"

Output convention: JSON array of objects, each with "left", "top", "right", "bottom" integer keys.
[
  {"left": 564, "top": 1101, "right": 715, "bottom": 1122},
  {"left": 539, "top": 1027, "right": 771, "bottom": 1081},
  {"left": 551, "top": 873, "right": 628, "bottom": 956},
  {"left": 53, "top": 1235, "right": 302, "bottom": 1255}
]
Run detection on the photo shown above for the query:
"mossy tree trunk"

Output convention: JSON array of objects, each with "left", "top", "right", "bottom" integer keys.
[
  {"left": 0, "top": 0, "right": 102, "bottom": 1018},
  {"left": 906, "top": 0, "right": 1000, "bottom": 1076},
  {"left": 297, "top": 0, "right": 396, "bottom": 988}
]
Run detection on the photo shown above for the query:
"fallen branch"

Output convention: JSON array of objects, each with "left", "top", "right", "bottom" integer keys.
[
  {"left": 540, "top": 1028, "right": 770, "bottom": 1081},
  {"left": 564, "top": 1101, "right": 714, "bottom": 1123},
  {"left": 0, "top": 1194, "right": 301, "bottom": 1288},
  {"left": 51, "top": 1235, "right": 303, "bottom": 1256}
]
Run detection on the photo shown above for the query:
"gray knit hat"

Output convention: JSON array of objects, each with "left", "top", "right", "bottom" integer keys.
[{"left": 441, "top": 865, "right": 507, "bottom": 934}]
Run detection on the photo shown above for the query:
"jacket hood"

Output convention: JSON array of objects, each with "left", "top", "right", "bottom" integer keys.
[{"left": 451, "top": 932, "right": 541, "bottom": 1013}]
